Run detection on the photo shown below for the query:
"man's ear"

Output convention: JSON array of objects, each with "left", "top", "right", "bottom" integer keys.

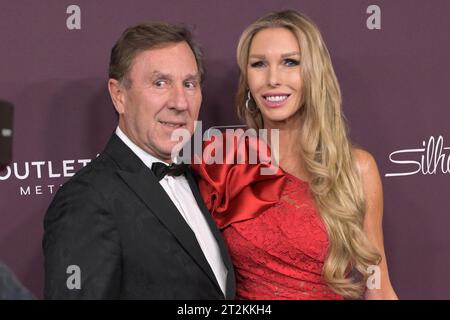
[{"left": 108, "top": 79, "right": 126, "bottom": 114}]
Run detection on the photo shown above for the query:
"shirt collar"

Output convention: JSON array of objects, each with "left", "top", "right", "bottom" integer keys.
[{"left": 115, "top": 126, "right": 170, "bottom": 170}]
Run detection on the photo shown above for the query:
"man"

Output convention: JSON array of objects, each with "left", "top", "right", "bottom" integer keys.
[{"left": 43, "top": 22, "right": 235, "bottom": 299}]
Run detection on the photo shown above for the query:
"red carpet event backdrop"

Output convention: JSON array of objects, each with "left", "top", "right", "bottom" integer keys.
[{"left": 0, "top": 0, "right": 449, "bottom": 299}]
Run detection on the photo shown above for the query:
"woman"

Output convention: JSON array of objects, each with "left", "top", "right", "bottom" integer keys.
[{"left": 193, "top": 10, "right": 397, "bottom": 299}]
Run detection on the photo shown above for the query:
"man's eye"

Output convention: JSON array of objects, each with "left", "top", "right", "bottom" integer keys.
[
  {"left": 154, "top": 80, "right": 168, "bottom": 87},
  {"left": 284, "top": 59, "right": 300, "bottom": 67},
  {"left": 250, "top": 61, "right": 265, "bottom": 68},
  {"left": 184, "top": 81, "right": 197, "bottom": 89}
]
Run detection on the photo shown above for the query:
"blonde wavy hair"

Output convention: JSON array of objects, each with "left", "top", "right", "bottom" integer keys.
[{"left": 236, "top": 10, "right": 381, "bottom": 299}]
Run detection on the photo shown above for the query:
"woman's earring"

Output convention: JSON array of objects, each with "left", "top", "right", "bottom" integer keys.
[{"left": 245, "top": 90, "right": 257, "bottom": 112}]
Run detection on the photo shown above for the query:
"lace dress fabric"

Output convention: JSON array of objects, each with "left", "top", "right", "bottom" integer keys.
[{"left": 221, "top": 173, "right": 343, "bottom": 300}]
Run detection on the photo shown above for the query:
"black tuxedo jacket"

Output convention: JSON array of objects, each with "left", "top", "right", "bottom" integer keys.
[{"left": 43, "top": 134, "right": 235, "bottom": 299}]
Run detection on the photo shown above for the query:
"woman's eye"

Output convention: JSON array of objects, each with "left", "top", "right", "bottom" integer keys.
[
  {"left": 250, "top": 61, "right": 265, "bottom": 68},
  {"left": 284, "top": 59, "right": 300, "bottom": 67}
]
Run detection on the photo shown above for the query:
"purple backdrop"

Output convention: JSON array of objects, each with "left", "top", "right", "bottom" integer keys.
[{"left": 0, "top": 0, "right": 449, "bottom": 299}]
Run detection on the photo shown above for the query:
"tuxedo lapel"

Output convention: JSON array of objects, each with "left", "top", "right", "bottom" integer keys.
[
  {"left": 103, "top": 134, "right": 224, "bottom": 296},
  {"left": 185, "top": 169, "right": 236, "bottom": 299},
  {"left": 117, "top": 169, "right": 224, "bottom": 294}
]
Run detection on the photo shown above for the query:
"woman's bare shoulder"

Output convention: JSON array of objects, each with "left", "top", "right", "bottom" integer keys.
[{"left": 352, "top": 147, "right": 379, "bottom": 178}]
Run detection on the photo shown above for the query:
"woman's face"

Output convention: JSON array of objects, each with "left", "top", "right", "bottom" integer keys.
[{"left": 247, "top": 27, "right": 303, "bottom": 127}]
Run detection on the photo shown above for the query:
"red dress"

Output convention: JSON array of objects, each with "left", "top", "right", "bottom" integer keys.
[{"left": 191, "top": 132, "right": 343, "bottom": 300}]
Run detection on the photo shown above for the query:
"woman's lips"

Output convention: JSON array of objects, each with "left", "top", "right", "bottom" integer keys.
[{"left": 261, "top": 94, "right": 290, "bottom": 108}]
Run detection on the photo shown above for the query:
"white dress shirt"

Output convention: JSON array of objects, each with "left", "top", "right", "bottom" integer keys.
[{"left": 115, "top": 127, "right": 227, "bottom": 295}]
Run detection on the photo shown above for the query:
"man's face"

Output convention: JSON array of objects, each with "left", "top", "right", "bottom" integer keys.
[{"left": 115, "top": 41, "right": 202, "bottom": 162}]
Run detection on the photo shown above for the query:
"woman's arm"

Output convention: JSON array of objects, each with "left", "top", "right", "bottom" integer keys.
[{"left": 353, "top": 148, "right": 398, "bottom": 300}]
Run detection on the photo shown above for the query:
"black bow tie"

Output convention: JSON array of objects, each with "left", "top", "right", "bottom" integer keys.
[{"left": 151, "top": 162, "right": 188, "bottom": 181}]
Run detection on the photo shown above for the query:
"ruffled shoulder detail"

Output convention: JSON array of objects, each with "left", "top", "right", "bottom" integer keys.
[{"left": 191, "top": 130, "right": 286, "bottom": 229}]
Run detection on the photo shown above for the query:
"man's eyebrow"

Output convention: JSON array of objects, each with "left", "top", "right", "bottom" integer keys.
[
  {"left": 184, "top": 73, "right": 201, "bottom": 81},
  {"left": 149, "top": 71, "right": 172, "bottom": 79},
  {"left": 149, "top": 71, "right": 200, "bottom": 81}
]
